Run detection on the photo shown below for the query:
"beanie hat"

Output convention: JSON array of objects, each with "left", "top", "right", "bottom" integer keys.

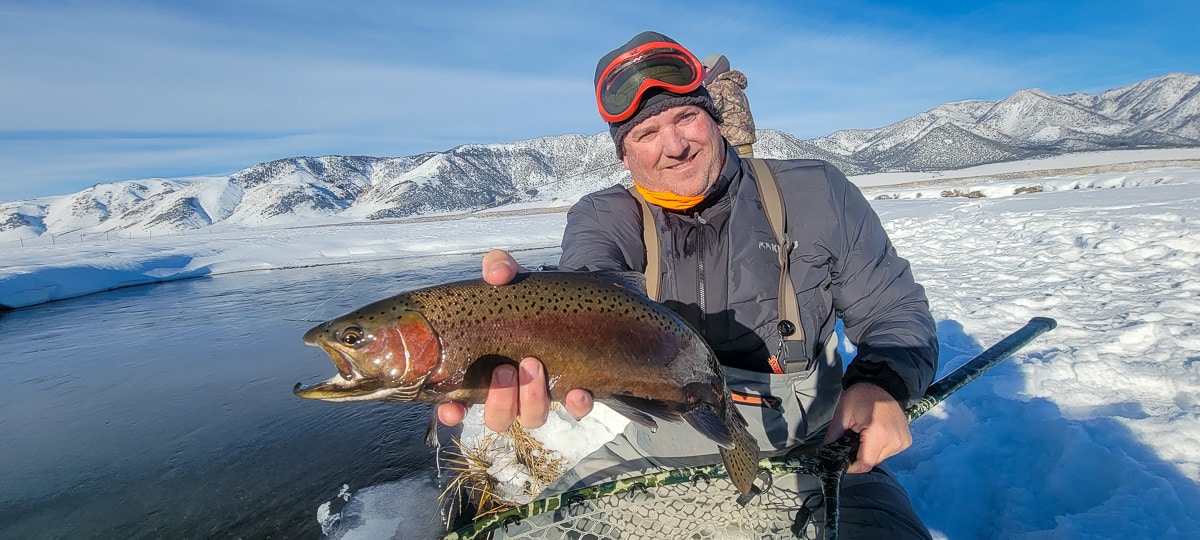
[
  {"left": 595, "top": 31, "right": 722, "bottom": 159},
  {"left": 701, "top": 54, "right": 730, "bottom": 85}
]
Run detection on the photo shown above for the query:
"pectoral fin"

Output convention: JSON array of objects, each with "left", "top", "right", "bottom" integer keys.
[
  {"left": 425, "top": 410, "right": 440, "bottom": 448},
  {"left": 603, "top": 394, "right": 691, "bottom": 430},
  {"left": 682, "top": 404, "right": 736, "bottom": 449}
]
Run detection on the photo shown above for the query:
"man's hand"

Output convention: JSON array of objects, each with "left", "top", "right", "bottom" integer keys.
[
  {"left": 435, "top": 250, "right": 594, "bottom": 431},
  {"left": 822, "top": 382, "right": 912, "bottom": 474}
]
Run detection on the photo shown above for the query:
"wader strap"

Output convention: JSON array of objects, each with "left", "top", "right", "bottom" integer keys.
[
  {"left": 632, "top": 159, "right": 807, "bottom": 372},
  {"left": 747, "top": 158, "right": 807, "bottom": 372},
  {"left": 628, "top": 186, "right": 662, "bottom": 301}
]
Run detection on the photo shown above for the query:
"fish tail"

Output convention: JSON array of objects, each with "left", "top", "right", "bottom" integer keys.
[{"left": 720, "top": 406, "right": 761, "bottom": 497}]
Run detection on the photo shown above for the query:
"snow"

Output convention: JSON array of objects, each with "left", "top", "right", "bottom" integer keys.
[
  {"left": 0, "top": 214, "right": 567, "bottom": 309},
  {"left": 2, "top": 152, "right": 1199, "bottom": 538},
  {"left": 851, "top": 147, "right": 1200, "bottom": 188}
]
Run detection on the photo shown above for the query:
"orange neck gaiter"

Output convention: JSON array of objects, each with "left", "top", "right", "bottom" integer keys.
[{"left": 634, "top": 184, "right": 706, "bottom": 211}]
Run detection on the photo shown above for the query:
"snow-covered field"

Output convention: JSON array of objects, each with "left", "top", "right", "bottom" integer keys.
[
  {"left": 851, "top": 147, "right": 1200, "bottom": 188},
  {"left": 2, "top": 154, "right": 1198, "bottom": 538}
]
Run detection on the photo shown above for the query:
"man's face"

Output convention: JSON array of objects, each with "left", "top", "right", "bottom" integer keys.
[{"left": 621, "top": 105, "right": 724, "bottom": 197}]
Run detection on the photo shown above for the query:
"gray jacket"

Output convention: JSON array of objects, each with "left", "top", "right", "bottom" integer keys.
[{"left": 559, "top": 144, "right": 938, "bottom": 408}]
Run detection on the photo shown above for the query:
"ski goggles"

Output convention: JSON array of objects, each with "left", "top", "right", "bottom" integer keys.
[{"left": 595, "top": 41, "right": 705, "bottom": 123}]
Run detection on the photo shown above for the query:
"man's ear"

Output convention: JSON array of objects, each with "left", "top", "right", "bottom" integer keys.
[{"left": 621, "top": 152, "right": 631, "bottom": 171}]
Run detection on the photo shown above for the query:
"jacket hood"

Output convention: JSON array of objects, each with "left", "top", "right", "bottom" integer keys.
[{"left": 711, "top": 69, "right": 748, "bottom": 90}]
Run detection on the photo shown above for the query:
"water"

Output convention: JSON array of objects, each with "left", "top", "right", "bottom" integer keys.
[{"left": 0, "top": 249, "right": 560, "bottom": 539}]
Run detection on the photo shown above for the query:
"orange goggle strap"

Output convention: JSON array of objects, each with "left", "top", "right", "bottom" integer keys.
[
  {"left": 634, "top": 183, "right": 706, "bottom": 211},
  {"left": 596, "top": 41, "right": 704, "bottom": 123}
]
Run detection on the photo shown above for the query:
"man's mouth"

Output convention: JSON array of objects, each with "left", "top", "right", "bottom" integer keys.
[{"left": 665, "top": 151, "right": 699, "bottom": 170}]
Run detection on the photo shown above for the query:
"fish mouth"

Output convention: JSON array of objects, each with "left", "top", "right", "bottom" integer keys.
[
  {"left": 296, "top": 341, "right": 424, "bottom": 402},
  {"left": 299, "top": 328, "right": 370, "bottom": 396},
  {"left": 296, "top": 342, "right": 389, "bottom": 401},
  {"left": 292, "top": 377, "right": 402, "bottom": 402}
]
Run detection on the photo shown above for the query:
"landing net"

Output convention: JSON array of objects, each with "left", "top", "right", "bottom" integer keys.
[{"left": 440, "top": 443, "right": 850, "bottom": 540}]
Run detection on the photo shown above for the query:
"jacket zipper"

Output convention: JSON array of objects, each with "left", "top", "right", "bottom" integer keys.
[{"left": 695, "top": 213, "right": 707, "bottom": 336}]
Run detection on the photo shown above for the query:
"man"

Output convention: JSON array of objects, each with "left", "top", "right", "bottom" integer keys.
[
  {"left": 702, "top": 53, "right": 757, "bottom": 157},
  {"left": 439, "top": 31, "right": 938, "bottom": 538}
]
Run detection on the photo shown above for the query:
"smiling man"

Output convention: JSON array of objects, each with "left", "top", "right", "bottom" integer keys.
[
  {"left": 620, "top": 104, "right": 725, "bottom": 198},
  {"left": 440, "top": 30, "right": 938, "bottom": 538}
]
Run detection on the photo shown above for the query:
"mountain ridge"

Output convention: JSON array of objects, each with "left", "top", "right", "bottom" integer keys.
[{"left": 3, "top": 73, "right": 1198, "bottom": 242}]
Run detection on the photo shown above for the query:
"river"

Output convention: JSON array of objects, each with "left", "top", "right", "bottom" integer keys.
[{"left": 0, "top": 250, "right": 559, "bottom": 538}]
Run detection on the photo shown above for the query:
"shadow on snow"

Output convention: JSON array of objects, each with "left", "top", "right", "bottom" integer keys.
[{"left": 885, "top": 319, "right": 1200, "bottom": 538}]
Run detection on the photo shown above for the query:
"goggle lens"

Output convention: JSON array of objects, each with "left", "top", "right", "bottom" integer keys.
[{"left": 596, "top": 43, "right": 704, "bottom": 123}]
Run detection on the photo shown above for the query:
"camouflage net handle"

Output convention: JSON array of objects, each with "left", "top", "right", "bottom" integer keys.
[{"left": 441, "top": 317, "right": 1057, "bottom": 540}]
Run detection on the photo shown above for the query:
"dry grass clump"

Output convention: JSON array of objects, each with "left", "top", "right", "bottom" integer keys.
[
  {"left": 941, "top": 188, "right": 986, "bottom": 198},
  {"left": 439, "top": 435, "right": 505, "bottom": 523},
  {"left": 439, "top": 418, "right": 570, "bottom": 525},
  {"left": 505, "top": 420, "right": 570, "bottom": 496}
]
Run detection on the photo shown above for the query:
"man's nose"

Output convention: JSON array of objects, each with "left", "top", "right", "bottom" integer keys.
[{"left": 661, "top": 125, "right": 689, "bottom": 157}]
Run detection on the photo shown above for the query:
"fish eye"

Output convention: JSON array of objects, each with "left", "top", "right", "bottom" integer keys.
[{"left": 340, "top": 326, "right": 365, "bottom": 347}]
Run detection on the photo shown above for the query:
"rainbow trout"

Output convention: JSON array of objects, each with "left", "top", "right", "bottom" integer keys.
[{"left": 294, "top": 271, "right": 761, "bottom": 496}]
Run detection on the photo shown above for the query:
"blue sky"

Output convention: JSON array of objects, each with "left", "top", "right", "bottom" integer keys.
[{"left": 1, "top": 0, "right": 1197, "bottom": 202}]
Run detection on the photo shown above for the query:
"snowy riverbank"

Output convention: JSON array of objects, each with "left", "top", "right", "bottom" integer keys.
[{"left": 3, "top": 159, "right": 1199, "bottom": 539}]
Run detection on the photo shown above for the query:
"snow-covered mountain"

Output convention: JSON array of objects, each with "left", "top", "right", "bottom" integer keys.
[
  {"left": 781, "top": 72, "right": 1200, "bottom": 174},
  {"left": 3, "top": 73, "right": 1198, "bottom": 241},
  {"left": 0, "top": 135, "right": 627, "bottom": 241}
]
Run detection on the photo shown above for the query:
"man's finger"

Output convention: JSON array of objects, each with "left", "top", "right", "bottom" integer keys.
[
  {"left": 518, "top": 357, "right": 550, "bottom": 428},
  {"left": 483, "top": 364, "right": 519, "bottom": 432},
  {"left": 565, "top": 388, "right": 594, "bottom": 421},
  {"left": 849, "top": 429, "right": 885, "bottom": 474},
  {"left": 437, "top": 402, "right": 468, "bottom": 427},
  {"left": 822, "top": 421, "right": 848, "bottom": 446},
  {"left": 482, "top": 249, "right": 521, "bottom": 286}
]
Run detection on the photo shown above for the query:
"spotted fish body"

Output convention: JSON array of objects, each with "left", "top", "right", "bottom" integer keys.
[{"left": 295, "top": 271, "right": 761, "bottom": 495}]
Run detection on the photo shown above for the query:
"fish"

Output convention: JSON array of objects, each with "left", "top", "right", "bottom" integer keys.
[{"left": 294, "top": 271, "right": 761, "bottom": 496}]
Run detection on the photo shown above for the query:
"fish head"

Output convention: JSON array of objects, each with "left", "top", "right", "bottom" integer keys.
[{"left": 293, "top": 308, "right": 442, "bottom": 403}]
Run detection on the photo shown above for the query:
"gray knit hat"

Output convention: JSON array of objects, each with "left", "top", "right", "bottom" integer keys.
[
  {"left": 595, "top": 31, "right": 722, "bottom": 158},
  {"left": 702, "top": 54, "right": 729, "bottom": 85}
]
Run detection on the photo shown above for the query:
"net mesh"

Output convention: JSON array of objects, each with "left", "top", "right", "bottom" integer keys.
[
  {"left": 498, "top": 476, "right": 817, "bottom": 539},
  {"left": 442, "top": 460, "right": 830, "bottom": 540}
]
